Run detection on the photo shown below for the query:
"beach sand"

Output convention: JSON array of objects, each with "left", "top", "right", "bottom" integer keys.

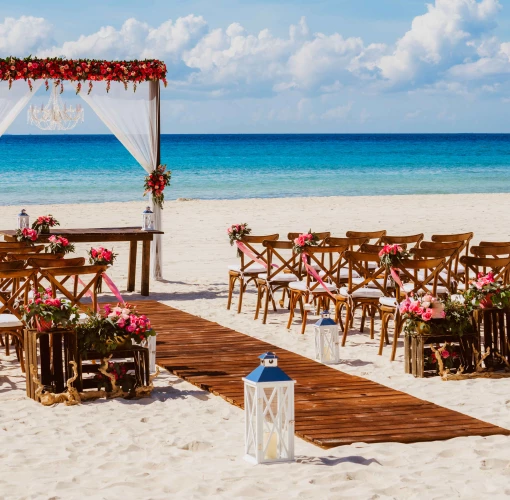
[{"left": 1, "top": 194, "right": 510, "bottom": 499}]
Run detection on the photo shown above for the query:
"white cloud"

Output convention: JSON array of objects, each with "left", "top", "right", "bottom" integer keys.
[
  {"left": 0, "top": 16, "right": 54, "bottom": 56},
  {"left": 405, "top": 110, "right": 422, "bottom": 119},
  {"left": 321, "top": 101, "right": 353, "bottom": 120}
]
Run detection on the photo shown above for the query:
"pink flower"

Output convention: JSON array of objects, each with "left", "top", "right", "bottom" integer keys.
[
  {"left": 421, "top": 309, "right": 432, "bottom": 321},
  {"left": 306, "top": 233, "right": 313, "bottom": 241},
  {"left": 441, "top": 350, "right": 450, "bottom": 359}
]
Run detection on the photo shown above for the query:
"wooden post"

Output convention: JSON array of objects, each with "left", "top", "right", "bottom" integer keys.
[
  {"left": 141, "top": 240, "right": 151, "bottom": 296},
  {"left": 127, "top": 240, "right": 137, "bottom": 292}
]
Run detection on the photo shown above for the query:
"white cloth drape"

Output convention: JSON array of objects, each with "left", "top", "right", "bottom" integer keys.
[
  {"left": 0, "top": 80, "right": 42, "bottom": 137},
  {"left": 78, "top": 81, "right": 163, "bottom": 280}
]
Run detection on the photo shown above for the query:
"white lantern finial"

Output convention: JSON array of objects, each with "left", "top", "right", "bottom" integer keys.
[
  {"left": 314, "top": 310, "right": 340, "bottom": 364},
  {"left": 17, "top": 208, "right": 30, "bottom": 230},
  {"left": 243, "top": 352, "right": 295, "bottom": 464},
  {"left": 142, "top": 206, "right": 154, "bottom": 231}
]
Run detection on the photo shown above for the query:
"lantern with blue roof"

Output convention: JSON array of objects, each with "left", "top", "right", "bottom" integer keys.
[
  {"left": 142, "top": 206, "right": 154, "bottom": 231},
  {"left": 17, "top": 209, "right": 29, "bottom": 230},
  {"left": 314, "top": 310, "right": 339, "bottom": 364},
  {"left": 243, "top": 352, "right": 295, "bottom": 464}
]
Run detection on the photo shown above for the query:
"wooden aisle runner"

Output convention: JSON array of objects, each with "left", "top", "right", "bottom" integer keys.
[{"left": 136, "top": 301, "right": 510, "bottom": 449}]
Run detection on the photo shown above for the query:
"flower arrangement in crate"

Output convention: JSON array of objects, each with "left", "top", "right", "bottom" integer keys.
[
  {"left": 227, "top": 223, "right": 252, "bottom": 257},
  {"left": 32, "top": 215, "right": 59, "bottom": 234},
  {"left": 464, "top": 272, "right": 510, "bottom": 310},
  {"left": 15, "top": 227, "right": 38, "bottom": 243},
  {"left": 46, "top": 235, "right": 75, "bottom": 256},
  {"left": 144, "top": 164, "right": 171, "bottom": 209},
  {"left": 292, "top": 230, "right": 320, "bottom": 254},
  {"left": 77, "top": 303, "right": 155, "bottom": 357},
  {"left": 22, "top": 288, "right": 80, "bottom": 332},
  {"left": 424, "top": 342, "right": 461, "bottom": 373}
]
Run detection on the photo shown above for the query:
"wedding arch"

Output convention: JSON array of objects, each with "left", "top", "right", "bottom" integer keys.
[{"left": 0, "top": 57, "right": 168, "bottom": 279}]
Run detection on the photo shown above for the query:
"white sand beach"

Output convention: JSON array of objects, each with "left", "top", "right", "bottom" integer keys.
[{"left": 1, "top": 194, "right": 510, "bottom": 499}]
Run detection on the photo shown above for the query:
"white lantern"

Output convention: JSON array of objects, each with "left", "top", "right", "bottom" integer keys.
[
  {"left": 243, "top": 352, "right": 295, "bottom": 465},
  {"left": 142, "top": 206, "right": 154, "bottom": 231},
  {"left": 17, "top": 209, "right": 30, "bottom": 230},
  {"left": 314, "top": 310, "right": 340, "bottom": 364}
]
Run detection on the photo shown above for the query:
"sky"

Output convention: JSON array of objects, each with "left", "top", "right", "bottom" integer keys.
[{"left": 3, "top": 0, "right": 510, "bottom": 133}]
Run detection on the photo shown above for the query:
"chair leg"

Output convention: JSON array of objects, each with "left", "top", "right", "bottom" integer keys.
[
  {"left": 237, "top": 277, "right": 245, "bottom": 314},
  {"left": 287, "top": 292, "right": 296, "bottom": 329},
  {"left": 360, "top": 305, "right": 366, "bottom": 333},
  {"left": 262, "top": 286, "right": 271, "bottom": 324},
  {"left": 369, "top": 306, "right": 377, "bottom": 340},
  {"left": 391, "top": 314, "right": 402, "bottom": 361},
  {"left": 227, "top": 273, "right": 236, "bottom": 310},
  {"left": 341, "top": 304, "right": 351, "bottom": 347},
  {"left": 379, "top": 312, "right": 388, "bottom": 356},
  {"left": 300, "top": 309, "right": 308, "bottom": 335},
  {"left": 5, "top": 334, "right": 9, "bottom": 356},
  {"left": 254, "top": 283, "right": 263, "bottom": 320}
]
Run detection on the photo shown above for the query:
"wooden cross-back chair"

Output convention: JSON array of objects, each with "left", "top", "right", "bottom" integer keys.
[
  {"left": 471, "top": 245, "right": 510, "bottom": 258},
  {"left": 39, "top": 264, "right": 108, "bottom": 313},
  {"left": 0, "top": 268, "right": 37, "bottom": 371},
  {"left": 324, "top": 236, "right": 369, "bottom": 282},
  {"left": 335, "top": 250, "right": 390, "bottom": 346},
  {"left": 286, "top": 245, "right": 349, "bottom": 334},
  {"left": 0, "top": 241, "right": 33, "bottom": 251},
  {"left": 411, "top": 247, "right": 458, "bottom": 294},
  {"left": 460, "top": 255, "right": 510, "bottom": 286},
  {"left": 227, "top": 234, "right": 279, "bottom": 314},
  {"left": 381, "top": 233, "right": 424, "bottom": 249},
  {"left": 431, "top": 232, "right": 473, "bottom": 281},
  {"left": 29, "top": 257, "right": 87, "bottom": 289},
  {"left": 479, "top": 241, "right": 510, "bottom": 247},
  {"left": 2, "top": 245, "right": 45, "bottom": 262},
  {"left": 254, "top": 241, "right": 300, "bottom": 325},
  {"left": 379, "top": 255, "right": 446, "bottom": 361}
]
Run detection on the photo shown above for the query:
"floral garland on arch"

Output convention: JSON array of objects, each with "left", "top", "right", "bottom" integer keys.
[
  {"left": 144, "top": 165, "right": 171, "bottom": 209},
  {"left": 0, "top": 57, "right": 168, "bottom": 94}
]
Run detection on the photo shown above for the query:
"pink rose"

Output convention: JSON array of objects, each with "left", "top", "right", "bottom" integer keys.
[{"left": 421, "top": 309, "right": 432, "bottom": 321}]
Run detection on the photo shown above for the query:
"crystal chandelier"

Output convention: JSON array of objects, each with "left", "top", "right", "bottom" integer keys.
[{"left": 27, "top": 85, "right": 84, "bottom": 131}]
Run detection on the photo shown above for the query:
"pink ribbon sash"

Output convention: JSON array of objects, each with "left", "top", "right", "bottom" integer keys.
[
  {"left": 390, "top": 267, "right": 405, "bottom": 290},
  {"left": 101, "top": 273, "right": 125, "bottom": 303},
  {"left": 302, "top": 253, "right": 336, "bottom": 299},
  {"left": 235, "top": 241, "right": 278, "bottom": 269}
]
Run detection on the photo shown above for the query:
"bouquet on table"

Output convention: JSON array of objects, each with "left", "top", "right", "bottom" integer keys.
[
  {"left": 292, "top": 230, "right": 319, "bottom": 254},
  {"left": 46, "top": 235, "right": 75, "bottom": 256},
  {"left": 22, "top": 288, "right": 80, "bottom": 332},
  {"left": 228, "top": 223, "right": 252, "bottom": 257},
  {"left": 32, "top": 215, "right": 59, "bottom": 234},
  {"left": 464, "top": 272, "right": 510, "bottom": 309},
  {"left": 15, "top": 227, "right": 38, "bottom": 243},
  {"left": 144, "top": 164, "right": 171, "bottom": 209},
  {"left": 77, "top": 303, "right": 155, "bottom": 357}
]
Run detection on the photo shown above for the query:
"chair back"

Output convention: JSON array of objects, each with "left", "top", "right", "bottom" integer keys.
[
  {"left": 343, "top": 250, "right": 389, "bottom": 295},
  {"left": 460, "top": 255, "right": 510, "bottom": 285},
  {"left": 0, "top": 268, "right": 37, "bottom": 318},
  {"left": 302, "top": 245, "right": 349, "bottom": 292},
  {"left": 28, "top": 257, "right": 86, "bottom": 268},
  {"left": 235, "top": 234, "right": 279, "bottom": 273},
  {"left": 345, "top": 230, "right": 386, "bottom": 245},
  {"left": 263, "top": 241, "right": 300, "bottom": 281},
  {"left": 324, "top": 236, "right": 368, "bottom": 250},
  {"left": 0, "top": 261, "right": 25, "bottom": 271},
  {"left": 381, "top": 233, "right": 424, "bottom": 248},
  {"left": 0, "top": 241, "right": 34, "bottom": 250},
  {"left": 361, "top": 243, "right": 408, "bottom": 253},
  {"left": 3, "top": 245, "right": 45, "bottom": 262},
  {"left": 431, "top": 232, "right": 473, "bottom": 262},
  {"left": 470, "top": 245, "right": 510, "bottom": 257},
  {"left": 395, "top": 256, "right": 446, "bottom": 297},
  {"left": 40, "top": 264, "right": 108, "bottom": 312},
  {"left": 479, "top": 241, "right": 510, "bottom": 247}
]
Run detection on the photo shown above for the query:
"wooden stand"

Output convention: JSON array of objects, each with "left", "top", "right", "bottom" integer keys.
[
  {"left": 473, "top": 308, "right": 510, "bottom": 369},
  {"left": 405, "top": 332, "right": 479, "bottom": 378},
  {"left": 24, "top": 327, "right": 78, "bottom": 401},
  {"left": 77, "top": 346, "right": 150, "bottom": 392}
]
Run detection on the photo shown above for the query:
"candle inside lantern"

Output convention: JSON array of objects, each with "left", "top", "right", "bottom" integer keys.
[{"left": 264, "top": 432, "right": 278, "bottom": 460}]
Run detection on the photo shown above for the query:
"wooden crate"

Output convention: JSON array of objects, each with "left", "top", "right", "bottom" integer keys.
[
  {"left": 473, "top": 308, "right": 510, "bottom": 369},
  {"left": 24, "top": 327, "right": 78, "bottom": 401}
]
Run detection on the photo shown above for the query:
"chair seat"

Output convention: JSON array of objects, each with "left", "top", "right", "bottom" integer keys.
[
  {"left": 402, "top": 283, "right": 449, "bottom": 294},
  {"left": 450, "top": 294, "right": 465, "bottom": 304},
  {"left": 319, "top": 269, "right": 360, "bottom": 279},
  {"left": 228, "top": 264, "right": 266, "bottom": 274},
  {"left": 260, "top": 273, "right": 299, "bottom": 283},
  {"left": 0, "top": 314, "right": 23, "bottom": 328},
  {"left": 289, "top": 281, "right": 337, "bottom": 292},
  {"left": 353, "top": 277, "right": 388, "bottom": 288},
  {"left": 338, "top": 287, "right": 384, "bottom": 299},
  {"left": 379, "top": 296, "right": 398, "bottom": 308}
]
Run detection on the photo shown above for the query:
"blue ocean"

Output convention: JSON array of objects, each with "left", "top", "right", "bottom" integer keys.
[{"left": 1, "top": 134, "right": 510, "bottom": 205}]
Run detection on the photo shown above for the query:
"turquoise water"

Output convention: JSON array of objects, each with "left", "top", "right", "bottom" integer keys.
[{"left": 1, "top": 134, "right": 510, "bottom": 205}]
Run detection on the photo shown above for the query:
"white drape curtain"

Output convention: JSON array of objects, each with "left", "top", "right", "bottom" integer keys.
[
  {"left": 77, "top": 81, "right": 163, "bottom": 280},
  {"left": 0, "top": 80, "right": 42, "bottom": 138}
]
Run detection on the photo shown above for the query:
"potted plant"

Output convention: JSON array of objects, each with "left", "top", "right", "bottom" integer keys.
[
  {"left": 22, "top": 288, "right": 80, "bottom": 332},
  {"left": 32, "top": 215, "right": 59, "bottom": 234}
]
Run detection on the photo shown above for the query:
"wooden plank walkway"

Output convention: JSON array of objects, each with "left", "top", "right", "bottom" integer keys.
[{"left": 135, "top": 300, "right": 510, "bottom": 449}]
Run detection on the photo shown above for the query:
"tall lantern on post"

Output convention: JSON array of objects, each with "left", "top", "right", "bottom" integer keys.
[
  {"left": 17, "top": 209, "right": 30, "bottom": 230},
  {"left": 314, "top": 310, "right": 340, "bottom": 365},
  {"left": 141, "top": 206, "right": 154, "bottom": 231},
  {"left": 243, "top": 352, "right": 295, "bottom": 465}
]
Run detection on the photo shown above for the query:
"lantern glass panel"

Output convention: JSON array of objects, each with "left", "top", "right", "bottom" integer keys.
[
  {"left": 244, "top": 384, "right": 257, "bottom": 457},
  {"left": 262, "top": 386, "right": 291, "bottom": 460}
]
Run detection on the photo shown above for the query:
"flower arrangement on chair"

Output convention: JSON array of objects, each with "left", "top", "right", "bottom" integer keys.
[
  {"left": 15, "top": 227, "right": 38, "bottom": 243},
  {"left": 46, "top": 235, "right": 75, "bottom": 256},
  {"left": 292, "top": 230, "right": 319, "bottom": 254},
  {"left": 77, "top": 303, "right": 155, "bottom": 357},
  {"left": 32, "top": 215, "right": 59, "bottom": 234},
  {"left": 464, "top": 272, "right": 510, "bottom": 309},
  {"left": 88, "top": 247, "right": 117, "bottom": 265},
  {"left": 378, "top": 244, "right": 411, "bottom": 269},
  {"left": 22, "top": 288, "right": 80, "bottom": 332},
  {"left": 228, "top": 223, "right": 252, "bottom": 257},
  {"left": 144, "top": 164, "right": 171, "bottom": 209}
]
